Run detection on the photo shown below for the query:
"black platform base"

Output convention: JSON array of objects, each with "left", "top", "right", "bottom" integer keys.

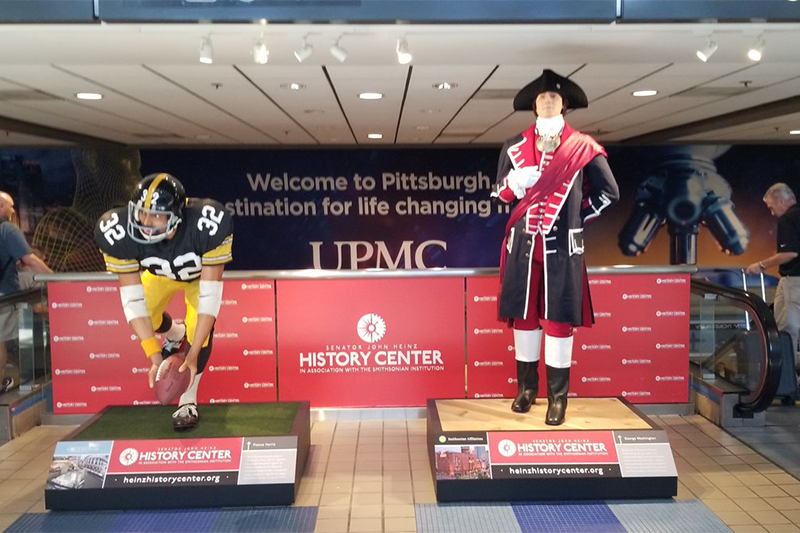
[
  {"left": 45, "top": 402, "right": 310, "bottom": 511},
  {"left": 427, "top": 398, "right": 678, "bottom": 503}
]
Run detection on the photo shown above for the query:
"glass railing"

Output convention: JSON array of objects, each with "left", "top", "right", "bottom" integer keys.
[
  {"left": 0, "top": 286, "right": 49, "bottom": 395},
  {"left": 690, "top": 276, "right": 783, "bottom": 414}
]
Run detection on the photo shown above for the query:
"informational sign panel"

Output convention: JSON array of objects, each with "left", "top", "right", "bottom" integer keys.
[
  {"left": 276, "top": 278, "right": 466, "bottom": 408},
  {"left": 46, "top": 436, "right": 296, "bottom": 491},
  {"left": 48, "top": 280, "right": 277, "bottom": 414},
  {"left": 466, "top": 274, "right": 690, "bottom": 403},
  {"left": 433, "top": 430, "right": 677, "bottom": 480}
]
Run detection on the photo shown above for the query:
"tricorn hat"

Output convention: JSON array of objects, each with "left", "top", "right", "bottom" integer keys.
[{"left": 513, "top": 69, "right": 588, "bottom": 112}]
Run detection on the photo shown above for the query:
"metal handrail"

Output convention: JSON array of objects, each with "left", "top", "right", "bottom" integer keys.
[
  {"left": 35, "top": 265, "right": 697, "bottom": 282},
  {"left": 690, "top": 277, "right": 783, "bottom": 414},
  {"left": 0, "top": 287, "right": 44, "bottom": 307}
]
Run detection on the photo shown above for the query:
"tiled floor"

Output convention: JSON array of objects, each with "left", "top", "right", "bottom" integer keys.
[
  {"left": 3, "top": 412, "right": 800, "bottom": 532},
  {"left": 729, "top": 405, "right": 800, "bottom": 481}
]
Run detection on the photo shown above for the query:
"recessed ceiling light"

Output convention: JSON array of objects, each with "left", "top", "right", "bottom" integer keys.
[
  {"left": 415, "top": 125, "right": 431, "bottom": 131},
  {"left": 76, "top": 92, "right": 103, "bottom": 100},
  {"left": 359, "top": 92, "right": 383, "bottom": 100},
  {"left": 790, "top": 130, "right": 800, "bottom": 135},
  {"left": 632, "top": 90, "right": 658, "bottom": 97},
  {"left": 368, "top": 133, "right": 383, "bottom": 139},
  {"left": 303, "top": 109, "right": 324, "bottom": 114},
  {"left": 434, "top": 82, "right": 457, "bottom": 90},
  {"left": 420, "top": 109, "right": 441, "bottom": 114},
  {"left": 281, "top": 82, "right": 306, "bottom": 91}
]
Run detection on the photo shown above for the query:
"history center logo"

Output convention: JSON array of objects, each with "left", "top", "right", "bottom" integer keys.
[
  {"left": 357, "top": 313, "right": 387, "bottom": 343},
  {"left": 119, "top": 448, "right": 139, "bottom": 466}
]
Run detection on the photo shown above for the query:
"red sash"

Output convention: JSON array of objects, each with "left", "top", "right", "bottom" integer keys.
[{"left": 499, "top": 122, "right": 605, "bottom": 280}]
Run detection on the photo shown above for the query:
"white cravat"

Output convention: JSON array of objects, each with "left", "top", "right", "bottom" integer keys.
[{"left": 535, "top": 115, "right": 565, "bottom": 137}]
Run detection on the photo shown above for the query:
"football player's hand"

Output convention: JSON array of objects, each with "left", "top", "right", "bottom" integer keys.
[
  {"left": 147, "top": 352, "right": 163, "bottom": 389},
  {"left": 179, "top": 351, "right": 199, "bottom": 390}
]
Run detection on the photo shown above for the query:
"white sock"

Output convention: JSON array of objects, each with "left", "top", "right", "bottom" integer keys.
[
  {"left": 544, "top": 335, "right": 574, "bottom": 368},
  {"left": 179, "top": 372, "right": 201, "bottom": 405},
  {"left": 513, "top": 328, "right": 542, "bottom": 363},
  {"left": 165, "top": 321, "right": 186, "bottom": 342}
]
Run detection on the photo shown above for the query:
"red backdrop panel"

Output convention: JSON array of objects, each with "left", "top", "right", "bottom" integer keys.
[
  {"left": 466, "top": 274, "right": 690, "bottom": 403},
  {"left": 276, "top": 278, "right": 466, "bottom": 408},
  {"left": 49, "top": 280, "right": 277, "bottom": 414}
]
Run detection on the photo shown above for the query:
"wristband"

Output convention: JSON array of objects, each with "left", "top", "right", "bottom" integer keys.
[{"left": 141, "top": 337, "right": 161, "bottom": 358}]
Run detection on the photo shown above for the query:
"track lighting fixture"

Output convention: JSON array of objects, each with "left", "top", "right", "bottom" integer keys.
[
  {"left": 396, "top": 38, "right": 412, "bottom": 65},
  {"left": 253, "top": 38, "right": 269, "bottom": 65},
  {"left": 696, "top": 39, "right": 718, "bottom": 62},
  {"left": 294, "top": 38, "right": 313, "bottom": 63},
  {"left": 748, "top": 36, "right": 765, "bottom": 61},
  {"left": 330, "top": 37, "right": 348, "bottom": 63},
  {"left": 199, "top": 36, "right": 213, "bottom": 64}
]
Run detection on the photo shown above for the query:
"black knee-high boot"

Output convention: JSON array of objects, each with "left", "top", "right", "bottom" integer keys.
[
  {"left": 511, "top": 360, "right": 539, "bottom": 413},
  {"left": 545, "top": 365, "right": 570, "bottom": 425}
]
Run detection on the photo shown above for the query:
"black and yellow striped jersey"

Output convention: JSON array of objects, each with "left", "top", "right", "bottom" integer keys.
[{"left": 94, "top": 198, "right": 233, "bottom": 282}]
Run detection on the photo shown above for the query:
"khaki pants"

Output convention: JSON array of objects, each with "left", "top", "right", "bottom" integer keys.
[{"left": 774, "top": 276, "right": 800, "bottom": 367}]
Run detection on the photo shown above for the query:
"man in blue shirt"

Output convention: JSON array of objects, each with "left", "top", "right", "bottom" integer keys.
[{"left": 0, "top": 191, "right": 52, "bottom": 394}]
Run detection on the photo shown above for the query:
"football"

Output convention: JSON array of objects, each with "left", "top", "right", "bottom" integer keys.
[{"left": 154, "top": 354, "right": 190, "bottom": 405}]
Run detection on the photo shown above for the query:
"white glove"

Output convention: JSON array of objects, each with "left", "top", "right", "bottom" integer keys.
[{"left": 507, "top": 166, "right": 542, "bottom": 199}]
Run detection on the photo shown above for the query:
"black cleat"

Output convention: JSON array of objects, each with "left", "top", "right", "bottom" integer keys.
[
  {"left": 172, "top": 403, "right": 198, "bottom": 431},
  {"left": 162, "top": 332, "right": 187, "bottom": 360}
]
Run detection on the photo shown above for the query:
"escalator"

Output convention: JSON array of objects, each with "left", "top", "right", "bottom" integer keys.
[{"left": 690, "top": 275, "right": 787, "bottom": 425}]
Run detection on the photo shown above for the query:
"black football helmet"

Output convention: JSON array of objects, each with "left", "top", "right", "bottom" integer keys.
[{"left": 127, "top": 173, "right": 186, "bottom": 244}]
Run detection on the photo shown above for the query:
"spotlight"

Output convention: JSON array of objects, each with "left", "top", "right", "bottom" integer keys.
[
  {"left": 294, "top": 39, "right": 313, "bottom": 63},
  {"left": 253, "top": 38, "right": 269, "bottom": 65},
  {"left": 199, "top": 36, "right": 213, "bottom": 64},
  {"left": 396, "top": 38, "right": 412, "bottom": 65},
  {"left": 748, "top": 36, "right": 765, "bottom": 61},
  {"left": 696, "top": 39, "right": 718, "bottom": 62},
  {"left": 330, "top": 39, "right": 348, "bottom": 63}
]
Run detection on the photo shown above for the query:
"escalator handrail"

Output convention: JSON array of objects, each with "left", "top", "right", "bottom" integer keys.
[
  {"left": 0, "top": 287, "right": 45, "bottom": 307},
  {"left": 690, "top": 277, "right": 782, "bottom": 413}
]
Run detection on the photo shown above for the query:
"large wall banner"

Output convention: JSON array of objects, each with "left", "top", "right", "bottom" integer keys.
[
  {"left": 276, "top": 277, "right": 466, "bottom": 407},
  {"left": 3, "top": 145, "right": 800, "bottom": 272}
]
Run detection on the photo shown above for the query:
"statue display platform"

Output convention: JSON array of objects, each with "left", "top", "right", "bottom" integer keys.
[
  {"left": 427, "top": 398, "right": 677, "bottom": 502},
  {"left": 45, "top": 402, "right": 310, "bottom": 511}
]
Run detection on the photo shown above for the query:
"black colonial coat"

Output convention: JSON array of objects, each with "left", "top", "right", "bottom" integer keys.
[{"left": 495, "top": 127, "right": 619, "bottom": 326}]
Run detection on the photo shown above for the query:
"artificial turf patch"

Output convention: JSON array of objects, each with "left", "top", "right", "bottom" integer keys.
[{"left": 72, "top": 403, "right": 300, "bottom": 441}]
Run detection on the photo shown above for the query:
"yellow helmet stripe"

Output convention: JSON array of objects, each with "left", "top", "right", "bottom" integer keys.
[{"left": 144, "top": 173, "right": 169, "bottom": 210}]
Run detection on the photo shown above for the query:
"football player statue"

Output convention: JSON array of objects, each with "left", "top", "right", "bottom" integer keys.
[
  {"left": 492, "top": 70, "right": 619, "bottom": 425},
  {"left": 94, "top": 173, "right": 233, "bottom": 430}
]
